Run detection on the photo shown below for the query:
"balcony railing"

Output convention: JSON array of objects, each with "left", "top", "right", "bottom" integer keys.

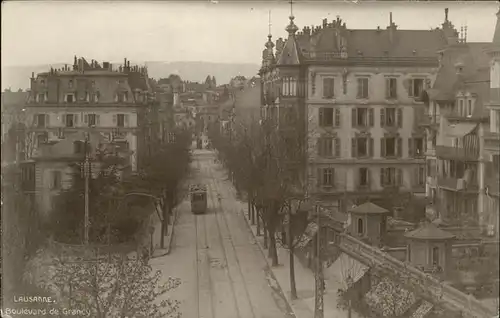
[
  {"left": 437, "top": 176, "right": 478, "bottom": 192},
  {"left": 435, "top": 145, "right": 479, "bottom": 161}
]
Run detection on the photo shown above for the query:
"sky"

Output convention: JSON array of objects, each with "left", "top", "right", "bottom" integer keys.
[{"left": 1, "top": 1, "right": 498, "bottom": 67}]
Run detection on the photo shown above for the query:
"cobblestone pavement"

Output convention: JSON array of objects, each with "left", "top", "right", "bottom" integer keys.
[{"left": 150, "top": 149, "right": 294, "bottom": 318}]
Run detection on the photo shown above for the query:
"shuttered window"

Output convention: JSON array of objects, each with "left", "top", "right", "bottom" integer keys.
[{"left": 323, "top": 78, "right": 335, "bottom": 98}]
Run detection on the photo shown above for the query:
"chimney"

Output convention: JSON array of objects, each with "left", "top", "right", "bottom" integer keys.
[{"left": 388, "top": 12, "right": 397, "bottom": 43}]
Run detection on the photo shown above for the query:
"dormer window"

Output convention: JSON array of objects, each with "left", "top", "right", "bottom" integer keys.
[
  {"left": 459, "top": 99, "right": 465, "bottom": 116},
  {"left": 117, "top": 92, "right": 128, "bottom": 103}
]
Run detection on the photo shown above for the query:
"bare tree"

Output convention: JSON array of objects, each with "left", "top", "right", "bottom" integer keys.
[{"left": 30, "top": 249, "right": 182, "bottom": 318}]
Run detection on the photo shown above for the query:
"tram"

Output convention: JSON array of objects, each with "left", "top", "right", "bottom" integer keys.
[{"left": 190, "top": 184, "right": 207, "bottom": 214}]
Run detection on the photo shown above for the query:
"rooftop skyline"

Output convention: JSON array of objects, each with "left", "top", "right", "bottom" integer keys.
[{"left": 1, "top": 1, "right": 498, "bottom": 67}]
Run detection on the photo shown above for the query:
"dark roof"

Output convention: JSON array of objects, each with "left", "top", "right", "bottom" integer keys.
[
  {"left": 404, "top": 222, "right": 455, "bottom": 240},
  {"left": 349, "top": 202, "right": 389, "bottom": 214},
  {"left": 429, "top": 43, "right": 491, "bottom": 102},
  {"left": 293, "top": 24, "right": 449, "bottom": 58},
  {"left": 127, "top": 72, "right": 149, "bottom": 91}
]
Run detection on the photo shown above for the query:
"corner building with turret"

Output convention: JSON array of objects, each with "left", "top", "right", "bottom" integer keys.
[{"left": 259, "top": 9, "right": 466, "bottom": 214}]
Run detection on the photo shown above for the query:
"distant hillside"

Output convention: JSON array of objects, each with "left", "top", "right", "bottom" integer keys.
[{"left": 1, "top": 61, "right": 260, "bottom": 91}]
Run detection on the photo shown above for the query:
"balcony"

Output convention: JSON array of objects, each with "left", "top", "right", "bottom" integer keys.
[
  {"left": 435, "top": 145, "right": 479, "bottom": 161},
  {"left": 437, "top": 176, "right": 478, "bottom": 192}
]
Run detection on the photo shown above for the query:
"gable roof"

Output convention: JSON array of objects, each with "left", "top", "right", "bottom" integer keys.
[
  {"left": 404, "top": 222, "right": 455, "bottom": 240},
  {"left": 349, "top": 202, "right": 389, "bottom": 214}
]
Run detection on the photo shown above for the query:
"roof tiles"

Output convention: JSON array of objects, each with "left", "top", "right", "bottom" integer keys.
[{"left": 404, "top": 222, "right": 455, "bottom": 240}]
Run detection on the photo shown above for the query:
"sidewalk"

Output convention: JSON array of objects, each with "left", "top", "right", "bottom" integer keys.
[
  {"left": 219, "top": 181, "right": 360, "bottom": 318},
  {"left": 150, "top": 199, "right": 189, "bottom": 258}
]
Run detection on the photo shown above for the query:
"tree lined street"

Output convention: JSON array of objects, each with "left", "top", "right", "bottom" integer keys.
[{"left": 151, "top": 149, "right": 295, "bottom": 318}]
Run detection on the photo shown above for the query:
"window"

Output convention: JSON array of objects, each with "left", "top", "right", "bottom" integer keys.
[
  {"left": 459, "top": 99, "right": 464, "bottom": 116},
  {"left": 91, "top": 92, "right": 99, "bottom": 103},
  {"left": 467, "top": 100, "right": 472, "bottom": 117},
  {"left": 357, "top": 138, "right": 368, "bottom": 157},
  {"left": 357, "top": 218, "right": 364, "bottom": 235},
  {"left": 66, "top": 94, "right": 74, "bottom": 103},
  {"left": 409, "top": 137, "right": 424, "bottom": 157},
  {"left": 117, "top": 92, "right": 128, "bottom": 103},
  {"left": 64, "top": 114, "right": 75, "bottom": 127},
  {"left": 87, "top": 114, "right": 98, "bottom": 127},
  {"left": 321, "top": 168, "right": 334, "bottom": 186},
  {"left": 356, "top": 78, "right": 369, "bottom": 99},
  {"left": 409, "top": 78, "right": 424, "bottom": 98},
  {"left": 415, "top": 138, "right": 424, "bottom": 156},
  {"left": 381, "top": 108, "right": 396, "bottom": 127},
  {"left": 352, "top": 137, "right": 373, "bottom": 158},
  {"left": 68, "top": 80, "right": 74, "bottom": 88},
  {"left": 323, "top": 78, "right": 335, "bottom": 98},
  {"left": 417, "top": 165, "right": 425, "bottom": 186},
  {"left": 37, "top": 93, "right": 45, "bottom": 103},
  {"left": 319, "top": 108, "right": 334, "bottom": 127},
  {"left": 432, "top": 246, "right": 440, "bottom": 265},
  {"left": 40, "top": 79, "right": 45, "bottom": 85},
  {"left": 386, "top": 78, "right": 397, "bottom": 99},
  {"left": 385, "top": 137, "right": 396, "bottom": 157},
  {"left": 353, "top": 107, "right": 372, "bottom": 127},
  {"left": 282, "top": 77, "right": 297, "bottom": 96},
  {"left": 359, "top": 168, "right": 369, "bottom": 187},
  {"left": 115, "top": 114, "right": 128, "bottom": 127},
  {"left": 496, "top": 110, "right": 500, "bottom": 133},
  {"left": 381, "top": 167, "right": 398, "bottom": 186},
  {"left": 91, "top": 80, "right": 96, "bottom": 88},
  {"left": 34, "top": 114, "right": 46, "bottom": 128},
  {"left": 318, "top": 138, "right": 333, "bottom": 156},
  {"left": 51, "top": 171, "right": 62, "bottom": 190}
]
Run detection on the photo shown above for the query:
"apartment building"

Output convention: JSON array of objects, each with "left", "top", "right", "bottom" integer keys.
[
  {"left": 483, "top": 10, "right": 500, "bottom": 238},
  {"left": 423, "top": 10, "right": 499, "bottom": 236},
  {"left": 24, "top": 57, "right": 152, "bottom": 172},
  {"left": 259, "top": 10, "right": 461, "bottom": 214}
]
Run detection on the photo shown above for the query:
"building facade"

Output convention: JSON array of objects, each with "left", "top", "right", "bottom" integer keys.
[
  {"left": 24, "top": 57, "right": 152, "bottom": 172},
  {"left": 260, "top": 10, "right": 461, "bottom": 214},
  {"left": 423, "top": 10, "right": 499, "bottom": 237}
]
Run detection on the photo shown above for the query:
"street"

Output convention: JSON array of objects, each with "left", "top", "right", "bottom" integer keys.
[{"left": 151, "top": 149, "right": 294, "bottom": 318}]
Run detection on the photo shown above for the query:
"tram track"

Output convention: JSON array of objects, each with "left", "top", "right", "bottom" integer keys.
[
  {"left": 194, "top": 155, "right": 216, "bottom": 318},
  {"left": 206, "top": 158, "right": 257, "bottom": 318}
]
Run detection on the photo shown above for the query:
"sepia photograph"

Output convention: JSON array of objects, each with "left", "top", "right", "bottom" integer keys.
[{"left": 1, "top": 1, "right": 499, "bottom": 317}]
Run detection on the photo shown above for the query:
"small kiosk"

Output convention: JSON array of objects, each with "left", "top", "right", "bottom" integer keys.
[{"left": 404, "top": 222, "right": 455, "bottom": 278}]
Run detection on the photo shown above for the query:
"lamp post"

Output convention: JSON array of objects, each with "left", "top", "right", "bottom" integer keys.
[
  {"left": 314, "top": 203, "right": 324, "bottom": 318},
  {"left": 83, "top": 132, "right": 90, "bottom": 245}
]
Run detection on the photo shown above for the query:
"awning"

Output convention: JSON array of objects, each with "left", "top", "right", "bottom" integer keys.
[
  {"left": 444, "top": 122, "right": 478, "bottom": 138},
  {"left": 296, "top": 222, "right": 318, "bottom": 249},
  {"left": 325, "top": 253, "right": 369, "bottom": 289}
]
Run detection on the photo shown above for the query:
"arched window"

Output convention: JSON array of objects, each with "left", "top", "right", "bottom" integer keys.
[
  {"left": 432, "top": 246, "right": 439, "bottom": 265},
  {"left": 357, "top": 218, "right": 364, "bottom": 235}
]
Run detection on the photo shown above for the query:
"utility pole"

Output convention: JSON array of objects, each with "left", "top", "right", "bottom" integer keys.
[
  {"left": 84, "top": 132, "right": 90, "bottom": 245},
  {"left": 314, "top": 204, "right": 324, "bottom": 318}
]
